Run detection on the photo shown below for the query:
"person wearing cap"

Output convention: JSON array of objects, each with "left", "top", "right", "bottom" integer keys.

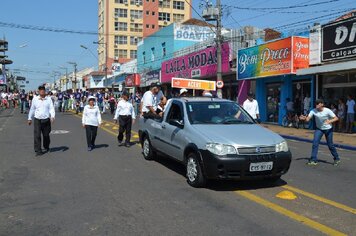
[
  {"left": 243, "top": 92, "right": 260, "bottom": 122},
  {"left": 114, "top": 91, "right": 136, "bottom": 147},
  {"left": 299, "top": 99, "right": 340, "bottom": 166},
  {"left": 82, "top": 96, "right": 102, "bottom": 151},
  {"left": 28, "top": 86, "right": 55, "bottom": 156}
]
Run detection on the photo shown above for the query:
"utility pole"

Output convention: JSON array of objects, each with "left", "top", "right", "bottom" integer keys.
[
  {"left": 202, "top": 0, "right": 223, "bottom": 98},
  {"left": 67, "top": 62, "right": 78, "bottom": 91},
  {"left": 216, "top": 0, "right": 223, "bottom": 98}
]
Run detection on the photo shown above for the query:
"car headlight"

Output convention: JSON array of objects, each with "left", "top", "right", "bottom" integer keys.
[
  {"left": 275, "top": 141, "right": 289, "bottom": 152},
  {"left": 206, "top": 143, "right": 237, "bottom": 156}
]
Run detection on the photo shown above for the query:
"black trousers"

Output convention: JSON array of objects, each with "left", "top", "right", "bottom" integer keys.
[
  {"left": 118, "top": 115, "right": 132, "bottom": 144},
  {"left": 85, "top": 125, "right": 98, "bottom": 147},
  {"left": 34, "top": 118, "right": 51, "bottom": 153}
]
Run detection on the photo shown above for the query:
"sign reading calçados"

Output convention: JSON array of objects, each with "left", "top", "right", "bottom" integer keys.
[{"left": 172, "top": 78, "right": 216, "bottom": 91}]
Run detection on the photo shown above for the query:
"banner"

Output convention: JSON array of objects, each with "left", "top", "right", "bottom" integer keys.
[
  {"left": 174, "top": 24, "right": 215, "bottom": 42},
  {"left": 322, "top": 17, "right": 356, "bottom": 62},
  {"left": 237, "top": 37, "right": 309, "bottom": 80},
  {"left": 161, "top": 42, "right": 230, "bottom": 83},
  {"left": 172, "top": 78, "right": 216, "bottom": 91}
]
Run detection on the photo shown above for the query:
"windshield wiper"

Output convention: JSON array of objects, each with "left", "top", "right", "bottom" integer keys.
[{"left": 221, "top": 119, "right": 254, "bottom": 124}]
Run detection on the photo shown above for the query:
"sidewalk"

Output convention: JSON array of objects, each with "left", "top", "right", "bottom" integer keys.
[{"left": 263, "top": 123, "right": 356, "bottom": 151}]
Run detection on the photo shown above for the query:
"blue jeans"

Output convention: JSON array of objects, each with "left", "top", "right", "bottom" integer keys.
[{"left": 311, "top": 128, "right": 339, "bottom": 161}]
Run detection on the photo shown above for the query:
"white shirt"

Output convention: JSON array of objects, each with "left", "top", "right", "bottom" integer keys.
[
  {"left": 28, "top": 96, "right": 55, "bottom": 120},
  {"left": 346, "top": 99, "right": 355, "bottom": 114},
  {"left": 243, "top": 99, "right": 259, "bottom": 119},
  {"left": 114, "top": 100, "right": 136, "bottom": 119},
  {"left": 308, "top": 107, "right": 336, "bottom": 130},
  {"left": 142, "top": 90, "right": 155, "bottom": 113},
  {"left": 82, "top": 105, "right": 102, "bottom": 126}
]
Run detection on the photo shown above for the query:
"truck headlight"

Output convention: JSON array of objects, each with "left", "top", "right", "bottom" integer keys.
[
  {"left": 206, "top": 143, "right": 237, "bottom": 156},
  {"left": 275, "top": 141, "right": 289, "bottom": 152}
]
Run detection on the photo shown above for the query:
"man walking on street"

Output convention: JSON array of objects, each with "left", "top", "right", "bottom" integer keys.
[
  {"left": 20, "top": 89, "right": 27, "bottom": 113},
  {"left": 346, "top": 95, "right": 355, "bottom": 133},
  {"left": 28, "top": 86, "right": 55, "bottom": 156},
  {"left": 114, "top": 91, "right": 136, "bottom": 147},
  {"left": 243, "top": 92, "right": 260, "bottom": 122},
  {"left": 299, "top": 99, "right": 340, "bottom": 166}
]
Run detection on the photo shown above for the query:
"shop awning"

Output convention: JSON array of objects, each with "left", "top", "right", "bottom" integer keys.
[{"left": 297, "top": 60, "right": 356, "bottom": 75}]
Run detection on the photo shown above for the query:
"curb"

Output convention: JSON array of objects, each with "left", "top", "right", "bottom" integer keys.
[{"left": 281, "top": 135, "right": 356, "bottom": 151}]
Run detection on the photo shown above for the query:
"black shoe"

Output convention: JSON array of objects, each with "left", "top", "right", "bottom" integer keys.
[
  {"left": 125, "top": 143, "right": 131, "bottom": 147},
  {"left": 118, "top": 141, "right": 124, "bottom": 146},
  {"left": 43, "top": 148, "right": 50, "bottom": 153},
  {"left": 35, "top": 151, "right": 44, "bottom": 156}
]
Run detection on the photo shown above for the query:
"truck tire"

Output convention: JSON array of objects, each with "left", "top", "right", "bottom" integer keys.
[{"left": 186, "top": 153, "right": 206, "bottom": 188}]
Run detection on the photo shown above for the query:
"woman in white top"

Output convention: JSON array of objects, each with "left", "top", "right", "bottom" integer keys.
[{"left": 82, "top": 96, "right": 102, "bottom": 151}]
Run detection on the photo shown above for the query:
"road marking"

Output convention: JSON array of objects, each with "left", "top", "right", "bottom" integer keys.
[
  {"left": 71, "top": 113, "right": 352, "bottom": 232},
  {"left": 282, "top": 185, "right": 356, "bottom": 215},
  {"left": 236, "top": 191, "right": 347, "bottom": 236},
  {"left": 276, "top": 190, "right": 297, "bottom": 200}
]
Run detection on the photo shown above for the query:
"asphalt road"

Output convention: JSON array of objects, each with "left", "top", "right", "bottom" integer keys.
[{"left": 0, "top": 108, "right": 355, "bottom": 236}]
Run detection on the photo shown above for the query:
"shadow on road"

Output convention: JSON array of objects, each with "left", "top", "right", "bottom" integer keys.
[
  {"left": 295, "top": 157, "right": 334, "bottom": 165},
  {"left": 153, "top": 154, "right": 286, "bottom": 191},
  {"left": 94, "top": 144, "right": 109, "bottom": 149},
  {"left": 50, "top": 146, "right": 69, "bottom": 152}
]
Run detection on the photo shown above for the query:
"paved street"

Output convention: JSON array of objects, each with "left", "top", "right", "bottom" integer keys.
[{"left": 0, "top": 108, "right": 355, "bottom": 236}]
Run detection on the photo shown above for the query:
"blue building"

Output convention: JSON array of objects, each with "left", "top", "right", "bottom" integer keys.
[
  {"left": 237, "top": 36, "right": 314, "bottom": 126},
  {"left": 137, "top": 19, "right": 216, "bottom": 89}
]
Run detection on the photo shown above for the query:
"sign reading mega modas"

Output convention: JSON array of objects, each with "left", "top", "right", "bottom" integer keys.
[
  {"left": 161, "top": 42, "right": 230, "bottom": 83},
  {"left": 237, "top": 37, "right": 309, "bottom": 80},
  {"left": 322, "top": 17, "right": 356, "bottom": 62}
]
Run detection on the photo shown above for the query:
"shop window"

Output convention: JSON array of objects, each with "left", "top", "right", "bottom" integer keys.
[{"left": 162, "top": 42, "right": 166, "bottom": 57}]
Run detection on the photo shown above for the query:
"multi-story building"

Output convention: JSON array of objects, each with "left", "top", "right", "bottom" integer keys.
[{"left": 97, "top": 0, "right": 192, "bottom": 72}]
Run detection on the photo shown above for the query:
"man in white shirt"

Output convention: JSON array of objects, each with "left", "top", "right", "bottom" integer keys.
[
  {"left": 243, "top": 92, "right": 260, "bottom": 122},
  {"left": 141, "top": 83, "right": 161, "bottom": 119},
  {"left": 346, "top": 94, "right": 355, "bottom": 133},
  {"left": 114, "top": 91, "right": 136, "bottom": 147},
  {"left": 28, "top": 86, "right": 55, "bottom": 156},
  {"left": 300, "top": 99, "right": 340, "bottom": 166}
]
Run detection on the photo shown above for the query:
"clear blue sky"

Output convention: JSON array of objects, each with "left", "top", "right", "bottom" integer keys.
[{"left": 1, "top": 0, "right": 354, "bottom": 90}]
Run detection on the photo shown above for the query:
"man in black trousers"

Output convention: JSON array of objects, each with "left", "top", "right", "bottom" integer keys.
[
  {"left": 114, "top": 91, "right": 136, "bottom": 147},
  {"left": 28, "top": 86, "right": 55, "bottom": 156}
]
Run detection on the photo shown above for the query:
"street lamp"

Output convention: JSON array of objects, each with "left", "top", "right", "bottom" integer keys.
[
  {"left": 93, "top": 40, "right": 108, "bottom": 83},
  {"left": 67, "top": 62, "right": 77, "bottom": 91},
  {"left": 80, "top": 45, "right": 98, "bottom": 61}
]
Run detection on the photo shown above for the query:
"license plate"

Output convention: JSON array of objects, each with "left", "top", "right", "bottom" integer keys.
[{"left": 249, "top": 162, "right": 273, "bottom": 172}]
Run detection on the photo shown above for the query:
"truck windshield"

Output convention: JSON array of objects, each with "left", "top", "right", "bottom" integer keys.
[{"left": 186, "top": 101, "right": 255, "bottom": 125}]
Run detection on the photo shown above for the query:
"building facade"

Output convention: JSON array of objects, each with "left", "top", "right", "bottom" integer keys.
[{"left": 97, "top": 0, "right": 192, "bottom": 71}]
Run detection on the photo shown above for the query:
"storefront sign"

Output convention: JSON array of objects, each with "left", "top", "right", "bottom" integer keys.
[
  {"left": 140, "top": 69, "right": 160, "bottom": 87},
  {"left": 237, "top": 37, "right": 309, "bottom": 80},
  {"left": 322, "top": 17, "right": 356, "bottom": 62},
  {"left": 172, "top": 78, "right": 216, "bottom": 91},
  {"left": 174, "top": 24, "right": 215, "bottom": 42},
  {"left": 161, "top": 42, "right": 230, "bottom": 83},
  {"left": 125, "top": 73, "right": 140, "bottom": 87},
  {"left": 309, "top": 25, "right": 322, "bottom": 65}
]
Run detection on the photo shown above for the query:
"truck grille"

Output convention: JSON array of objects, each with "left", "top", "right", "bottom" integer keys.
[{"left": 237, "top": 146, "right": 275, "bottom": 155}]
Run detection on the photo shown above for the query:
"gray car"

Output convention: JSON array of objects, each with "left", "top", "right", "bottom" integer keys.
[{"left": 139, "top": 97, "right": 292, "bottom": 187}]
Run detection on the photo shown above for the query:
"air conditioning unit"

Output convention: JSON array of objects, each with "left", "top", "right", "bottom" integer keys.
[
  {"left": 164, "top": 20, "right": 168, "bottom": 25},
  {"left": 114, "top": 44, "right": 118, "bottom": 48},
  {"left": 130, "top": 17, "right": 135, "bottom": 21},
  {"left": 114, "top": 57, "right": 119, "bottom": 60},
  {"left": 136, "top": 2, "right": 140, "bottom": 6}
]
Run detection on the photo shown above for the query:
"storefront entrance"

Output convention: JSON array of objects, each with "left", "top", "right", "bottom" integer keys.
[
  {"left": 266, "top": 83, "right": 281, "bottom": 123},
  {"left": 292, "top": 80, "right": 311, "bottom": 114}
]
